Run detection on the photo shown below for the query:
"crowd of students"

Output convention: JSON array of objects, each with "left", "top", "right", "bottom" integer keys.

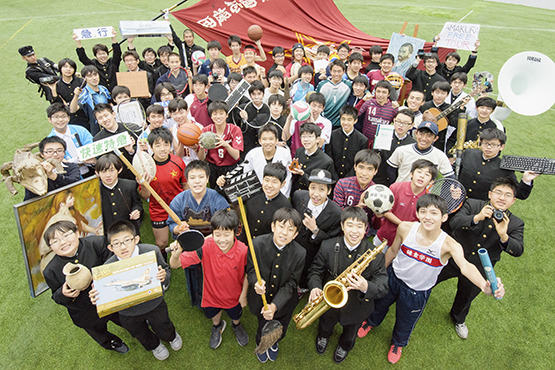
[{"left": 21, "top": 25, "right": 538, "bottom": 365}]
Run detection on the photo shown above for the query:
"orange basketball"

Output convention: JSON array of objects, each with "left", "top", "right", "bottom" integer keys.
[
  {"left": 177, "top": 123, "right": 201, "bottom": 146},
  {"left": 247, "top": 25, "right": 263, "bottom": 41}
]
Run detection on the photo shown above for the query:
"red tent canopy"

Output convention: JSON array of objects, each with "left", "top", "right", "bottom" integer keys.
[{"left": 172, "top": 0, "right": 448, "bottom": 69}]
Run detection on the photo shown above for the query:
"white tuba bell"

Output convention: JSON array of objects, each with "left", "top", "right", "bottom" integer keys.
[{"left": 496, "top": 51, "right": 555, "bottom": 117}]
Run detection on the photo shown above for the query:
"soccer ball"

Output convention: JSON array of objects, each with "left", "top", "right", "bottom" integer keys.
[
  {"left": 291, "top": 101, "right": 311, "bottom": 121},
  {"left": 364, "top": 185, "right": 395, "bottom": 214},
  {"left": 191, "top": 50, "right": 206, "bottom": 66}
]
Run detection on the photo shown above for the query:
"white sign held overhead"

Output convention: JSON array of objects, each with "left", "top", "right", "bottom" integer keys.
[
  {"left": 119, "top": 21, "right": 172, "bottom": 38},
  {"left": 437, "top": 22, "right": 480, "bottom": 51},
  {"left": 73, "top": 26, "right": 114, "bottom": 40}
]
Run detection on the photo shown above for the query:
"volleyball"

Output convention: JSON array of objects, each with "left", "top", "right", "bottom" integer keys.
[{"left": 291, "top": 101, "right": 311, "bottom": 121}]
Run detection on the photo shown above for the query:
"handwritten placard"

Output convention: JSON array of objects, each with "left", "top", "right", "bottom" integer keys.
[
  {"left": 77, "top": 132, "right": 132, "bottom": 161},
  {"left": 73, "top": 26, "right": 114, "bottom": 40},
  {"left": 437, "top": 22, "right": 480, "bottom": 51}
]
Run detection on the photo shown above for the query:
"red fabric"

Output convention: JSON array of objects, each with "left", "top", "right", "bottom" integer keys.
[{"left": 172, "top": 0, "right": 452, "bottom": 71}]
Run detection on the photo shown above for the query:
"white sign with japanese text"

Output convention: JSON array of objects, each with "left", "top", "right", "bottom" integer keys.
[
  {"left": 119, "top": 21, "right": 171, "bottom": 38},
  {"left": 77, "top": 132, "right": 132, "bottom": 161},
  {"left": 73, "top": 26, "right": 114, "bottom": 40}
]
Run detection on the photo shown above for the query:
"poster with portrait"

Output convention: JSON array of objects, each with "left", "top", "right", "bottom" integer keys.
[
  {"left": 13, "top": 176, "right": 103, "bottom": 297},
  {"left": 387, "top": 33, "right": 426, "bottom": 78}
]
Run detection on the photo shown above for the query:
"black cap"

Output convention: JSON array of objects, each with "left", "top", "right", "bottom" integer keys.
[
  {"left": 308, "top": 169, "right": 335, "bottom": 185},
  {"left": 18, "top": 45, "right": 34, "bottom": 57},
  {"left": 292, "top": 43, "right": 304, "bottom": 52}
]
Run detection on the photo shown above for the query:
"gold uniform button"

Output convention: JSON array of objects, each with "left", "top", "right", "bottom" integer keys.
[
  {"left": 477, "top": 172, "right": 481, "bottom": 175},
  {"left": 277, "top": 253, "right": 280, "bottom": 257},
  {"left": 482, "top": 162, "right": 485, "bottom": 165},
  {"left": 112, "top": 203, "right": 116, "bottom": 206},
  {"left": 483, "top": 234, "right": 487, "bottom": 238},
  {"left": 257, "top": 220, "right": 260, "bottom": 223},
  {"left": 473, "top": 181, "right": 476, "bottom": 184},
  {"left": 488, "top": 225, "right": 493, "bottom": 229},
  {"left": 271, "top": 285, "right": 275, "bottom": 288},
  {"left": 269, "top": 294, "right": 273, "bottom": 297},
  {"left": 74, "top": 259, "right": 79, "bottom": 263},
  {"left": 348, "top": 254, "right": 352, "bottom": 258},
  {"left": 111, "top": 193, "right": 115, "bottom": 196},
  {"left": 477, "top": 244, "right": 481, "bottom": 247},
  {"left": 472, "top": 252, "right": 475, "bottom": 255},
  {"left": 275, "top": 265, "right": 279, "bottom": 268},
  {"left": 265, "top": 201, "right": 268, "bottom": 205},
  {"left": 261, "top": 211, "right": 264, "bottom": 214},
  {"left": 113, "top": 212, "right": 117, "bottom": 215},
  {"left": 365, "top": 299, "right": 369, "bottom": 302},
  {"left": 469, "top": 189, "right": 472, "bottom": 192},
  {"left": 273, "top": 275, "right": 277, "bottom": 279}
]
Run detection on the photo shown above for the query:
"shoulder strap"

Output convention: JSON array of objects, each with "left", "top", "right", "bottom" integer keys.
[{"left": 332, "top": 242, "right": 341, "bottom": 277}]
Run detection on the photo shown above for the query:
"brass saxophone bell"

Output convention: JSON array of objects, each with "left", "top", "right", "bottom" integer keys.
[{"left": 323, "top": 280, "right": 348, "bottom": 308}]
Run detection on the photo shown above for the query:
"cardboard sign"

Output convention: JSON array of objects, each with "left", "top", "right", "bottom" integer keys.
[
  {"left": 437, "top": 22, "right": 480, "bottom": 51},
  {"left": 92, "top": 251, "right": 162, "bottom": 318},
  {"left": 73, "top": 26, "right": 114, "bottom": 40},
  {"left": 119, "top": 20, "right": 171, "bottom": 38},
  {"left": 77, "top": 132, "right": 132, "bottom": 161},
  {"left": 116, "top": 71, "right": 150, "bottom": 98}
]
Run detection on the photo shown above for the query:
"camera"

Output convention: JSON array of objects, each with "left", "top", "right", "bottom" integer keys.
[
  {"left": 39, "top": 76, "right": 60, "bottom": 84},
  {"left": 417, "top": 49, "right": 432, "bottom": 59},
  {"left": 212, "top": 72, "right": 219, "bottom": 81},
  {"left": 492, "top": 209, "right": 505, "bottom": 222}
]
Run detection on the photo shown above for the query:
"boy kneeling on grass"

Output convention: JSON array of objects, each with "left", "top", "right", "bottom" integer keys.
[
  {"left": 90, "top": 220, "right": 182, "bottom": 361},
  {"left": 169, "top": 209, "right": 249, "bottom": 349}
]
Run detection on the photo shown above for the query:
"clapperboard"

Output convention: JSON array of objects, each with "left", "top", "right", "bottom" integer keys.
[
  {"left": 222, "top": 162, "right": 261, "bottom": 204},
  {"left": 225, "top": 80, "right": 251, "bottom": 110}
]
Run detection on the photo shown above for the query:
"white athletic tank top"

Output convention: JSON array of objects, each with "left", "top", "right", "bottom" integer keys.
[{"left": 393, "top": 222, "right": 447, "bottom": 291}]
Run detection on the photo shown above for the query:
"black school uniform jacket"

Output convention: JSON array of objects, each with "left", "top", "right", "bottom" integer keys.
[
  {"left": 308, "top": 237, "right": 388, "bottom": 325},
  {"left": 292, "top": 190, "right": 342, "bottom": 259},
  {"left": 325, "top": 128, "right": 369, "bottom": 178},
  {"left": 246, "top": 234, "right": 305, "bottom": 315},
  {"left": 43, "top": 236, "right": 112, "bottom": 327},
  {"left": 450, "top": 198, "right": 524, "bottom": 265}
]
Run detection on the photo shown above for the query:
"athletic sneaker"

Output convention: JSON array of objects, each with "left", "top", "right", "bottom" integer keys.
[
  {"left": 387, "top": 345, "right": 402, "bottom": 364},
  {"left": 357, "top": 320, "right": 373, "bottom": 338},
  {"left": 455, "top": 322, "right": 469, "bottom": 339},
  {"left": 267, "top": 343, "right": 279, "bottom": 362},
  {"left": 232, "top": 323, "right": 249, "bottom": 346},
  {"left": 152, "top": 343, "right": 170, "bottom": 361},
  {"left": 210, "top": 320, "right": 227, "bottom": 349},
  {"left": 170, "top": 332, "right": 183, "bottom": 350},
  {"left": 256, "top": 350, "right": 269, "bottom": 363}
]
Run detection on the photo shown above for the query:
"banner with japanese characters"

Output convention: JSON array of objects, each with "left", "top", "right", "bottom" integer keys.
[
  {"left": 77, "top": 132, "right": 132, "bottom": 161},
  {"left": 73, "top": 26, "right": 114, "bottom": 40}
]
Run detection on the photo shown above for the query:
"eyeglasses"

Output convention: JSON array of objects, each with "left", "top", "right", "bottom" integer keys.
[
  {"left": 50, "top": 114, "right": 69, "bottom": 120},
  {"left": 110, "top": 237, "right": 135, "bottom": 249},
  {"left": 394, "top": 119, "right": 413, "bottom": 127},
  {"left": 49, "top": 231, "right": 75, "bottom": 247},
  {"left": 481, "top": 141, "right": 501, "bottom": 148},
  {"left": 43, "top": 149, "right": 65, "bottom": 155},
  {"left": 491, "top": 190, "right": 514, "bottom": 199}
]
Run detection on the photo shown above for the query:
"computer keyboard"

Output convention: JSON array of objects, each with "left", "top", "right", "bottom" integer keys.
[{"left": 500, "top": 155, "right": 555, "bottom": 175}]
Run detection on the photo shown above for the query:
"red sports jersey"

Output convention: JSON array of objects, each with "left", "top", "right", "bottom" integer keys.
[
  {"left": 202, "top": 123, "right": 243, "bottom": 167},
  {"left": 146, "top": 154, "right": 186, "bottom": 222}
]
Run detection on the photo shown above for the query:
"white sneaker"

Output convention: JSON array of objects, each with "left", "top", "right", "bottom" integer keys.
[
  {"left": 455, "top": 322, "right": 468, "bottom": 339},
  {"left": 152, "top": 342, "right": 170, "bottom": 360},
  {"left": 170, "top": 332, "right": 183, "bottom": 351}
]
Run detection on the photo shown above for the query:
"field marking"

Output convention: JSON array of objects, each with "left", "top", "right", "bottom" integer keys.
[
  {"left": 95, "top": 0, "right": 145, "bottom": 11},
  {"left": 0, "top": 18, "right": 33, "bottom": 51},
  {"left": 352, "top": 20, "right": 555, "bottom": 32},
  {"left": 0, "top": 10, "right": 145, "bottom": 22}
]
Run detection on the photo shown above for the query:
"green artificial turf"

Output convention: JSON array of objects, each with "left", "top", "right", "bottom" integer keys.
[{"left": 0, "top": 0, "right": 553, "bottom": 368}]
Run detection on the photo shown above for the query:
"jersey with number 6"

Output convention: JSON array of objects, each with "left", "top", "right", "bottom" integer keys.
[{"left": 202, "top": 123, "right": 243, "bottom": 167}]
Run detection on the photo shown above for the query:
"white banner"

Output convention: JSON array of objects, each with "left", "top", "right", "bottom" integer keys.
[{"left": 73, "top": 26, "right": 114, "bottom": 40}]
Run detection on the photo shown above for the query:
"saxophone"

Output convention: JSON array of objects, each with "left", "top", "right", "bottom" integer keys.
[{"left": 293, "top": 241, "right": 387, "bottom": 330}]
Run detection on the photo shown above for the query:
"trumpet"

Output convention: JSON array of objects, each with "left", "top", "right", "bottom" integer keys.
[{"left": 293, "top": 241, "right": 386, "bottom": 330}]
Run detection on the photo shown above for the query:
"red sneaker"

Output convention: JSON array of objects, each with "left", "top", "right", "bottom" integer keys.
[
  {"left": 357, "top": 320, "right": 373, "bottom": 338},
  {"left": 387, "top": 345, "right": 402, "bottom": 364}
]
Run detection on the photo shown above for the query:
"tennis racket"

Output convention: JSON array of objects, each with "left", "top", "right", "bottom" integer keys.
[
  {"left": 426, "top": 178, "right": 466, "bottom": 214},
  {"left": 167, "top": 66, "right": 191, "bottom": 96},
  {"left": 116, "top": 98, "right": 147, "bottom": 148},
  {"left": 240, "top": 101, "right": 271, "bottom": 130}
]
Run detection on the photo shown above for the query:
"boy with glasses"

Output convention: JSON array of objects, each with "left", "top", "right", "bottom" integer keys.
[{"left": 458, "top": 128, "right": 537, "bottom": 200}]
